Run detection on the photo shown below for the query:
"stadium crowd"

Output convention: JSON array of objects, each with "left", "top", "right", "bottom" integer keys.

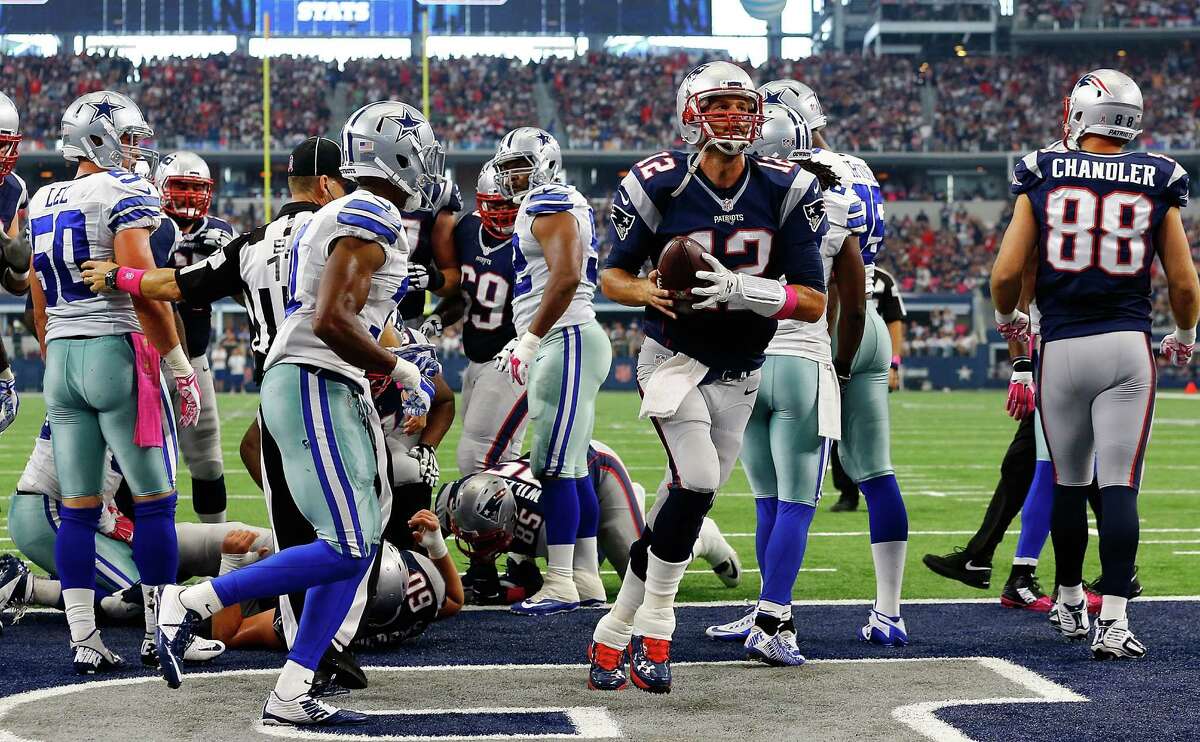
[{"left": 4, "top": 45, "right": 1200, "bottom": 153}]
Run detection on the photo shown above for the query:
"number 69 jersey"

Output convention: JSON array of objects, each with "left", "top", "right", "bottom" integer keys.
[
  {"left": 1013, "top": 142, "right": 1189, "bottom": 342},
  {"left": 454, "top": 210, "right": 517, "bottom": 364},
  {"left": 606, "top": 150, "right": 827, "bottom": 373},
  {"left": 266, "top": 192, "right": 410, "bottom": 393},
  {"left": 28, "top": 170, "right": 162, "bottom": 340}
]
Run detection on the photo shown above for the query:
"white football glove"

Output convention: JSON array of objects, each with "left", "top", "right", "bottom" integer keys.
[
  {"left": 995, "top": 309, "right": 1032, "bottom": 343},
  {"left": 419, "top": 313, "right": 444, "bottom": 339},
  {"left": 690, "top": 252, "right": 786, "bottom": 317},
  {"left": 402, "top": 377, "right": 435, "bottom": 419},
  {"left": 197, "top": 227, "right": 233, "bottom": 255},
  {"left": 1161, "top": 327, "right": 1196, "bottom": 367},
  {"left": 0, "top": 372, "right": 18, "bottom": 435},
  {"left": 493, "top": 338, "right": 518, "bottom": 374},
  {"left": 506, "top": 332, "right": 540, "bottom": 386},
  {"left": 164, "top": 346, "right": 201, "bottom": 428},
  {"left": 408, "top": 443, "right": 440, "bottom": 489}
]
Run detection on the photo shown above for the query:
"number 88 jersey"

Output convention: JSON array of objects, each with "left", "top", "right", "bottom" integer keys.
[
  {"left": 28, "top": 170, "right": 162, "bottom": 340},
  {"left": 453, "top": 210, "right": 517, "bottom": 364},
  {"left": 1012, "top": 141, "right": 1189, "bottom": 342}
]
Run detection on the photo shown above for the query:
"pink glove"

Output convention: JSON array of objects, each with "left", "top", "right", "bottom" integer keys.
[
  {"left": 995, "top": 309, "right": 1031, "bottom": 343},
  {"left": 1005, "top": 356, "right": 1035, "bottom": 420},
  {"left": 175, "top": 371, "right": 202, "bottom": 427},
  {"left": 1161, "top": 329, "right": 1196, "bottom": 367}
]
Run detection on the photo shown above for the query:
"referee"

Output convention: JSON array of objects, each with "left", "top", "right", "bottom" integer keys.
[{"left": 81, "top": 136, "right": 351, "bottom": 486}]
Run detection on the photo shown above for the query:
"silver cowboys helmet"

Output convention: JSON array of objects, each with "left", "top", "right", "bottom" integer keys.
[
  {"left": 61, "top": 91, "right": 158, "bottom": 174},
  {"left": 492, "top": 127, "right": 562, "bottom": 202},
  {"left": 758, "top": 79, "right": 827, "bottom": 130},
  {"left": 449, "top": 473, "right": 517, "bottom": 560},
  {"left": 1063, "top": 69, "right": 1143, "bottom": 151},
  {"left": 155, "top": 150, "right": 213, "bottom": 221},
  {"left": 748, "top": 103, "right": 813, "bottom": 162},
  {"left": 363, "top": 541, "right": 410, "bottom": 632},
  {"left": 340, "top": 101, "right": 447, "bottom": 212},
  {"left": 677, "top": 61, "right": 766, "bottom": 155},
  {"left": 0, "top": 91, "right": 20, "bottom": 178}
]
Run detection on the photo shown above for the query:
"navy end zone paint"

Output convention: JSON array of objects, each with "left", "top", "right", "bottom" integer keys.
[{"left": 2, "top": 601, "right": 1198, "bottom": 740}]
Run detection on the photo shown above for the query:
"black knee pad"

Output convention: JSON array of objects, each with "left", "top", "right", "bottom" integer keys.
[
  {"left": 628, "top": 532, "right": 651, "bottom": 582},
  {"left": 649, "top": 487, "right": 715, "bottom": 563},
  {"left": 192, "top": 476, "right": 227, "bottom": 517}
]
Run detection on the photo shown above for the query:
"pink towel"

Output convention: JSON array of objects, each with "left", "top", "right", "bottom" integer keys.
[{"left": 131, "top": 333, "right": 164, "bottom": 448}]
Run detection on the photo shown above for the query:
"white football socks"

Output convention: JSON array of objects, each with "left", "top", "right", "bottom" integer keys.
[
  {"left": 28, "top": 575, "right": 61, "bottom": 607},
  {"left": 546, "top": 544, "right": 574, "bottom": 582},
  {"left": 274, "top": 659, "right": 315, "bottom": 700},
  {"left": 1100, "top": 595, "right": 1128, "bottom": 622},
  {"left": 1012, "top": 556, "right": 1038, "bottom": 567},
  {"left": 631, "top": 552, "right": 689, "bottom": 641},
  {"left": 1059, "top": 583, "right": 1085, "bottom": 605},
  {"left": 62, "top": 588, "right": 96, "bottom": 643},
  {"left": 142, "top": 584, "right": 157, "bottom": 638},
  {"left": 573, "top": 537, "right": 600, "bottom": 575},
  {"left": 871, "top": 540, "right": 907, "bottom": 617},
  {"left": 180, "top": 581, "right": 224, "bottom": 619},
  {"left": 593, "top": 568, "right": 646, "bottom": 650}
]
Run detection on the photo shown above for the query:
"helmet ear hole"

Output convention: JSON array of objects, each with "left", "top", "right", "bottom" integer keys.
[
  {"left": 89, "top": 135, "right": 104, "bottom": 147},
  {"left": 396, "top": 155, "right": 410, "bottom": 169}
]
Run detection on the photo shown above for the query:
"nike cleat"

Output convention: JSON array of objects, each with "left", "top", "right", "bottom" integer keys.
[
  {"left": 745, "top": 626, "right": 806, "bottom": 667},
  {"left": 698, "top": 517, "right": 742, "bottom": 588},
  {"left": 705, "top": 607, "right": 755, "bottom": 641},
  {"left": 711, "top": 554, "right": 742, "bottom": 588},
  {"left": 859, "top": 609, "right": 909, "bottom": 647},
  {"left": 1049, "top": 599, "right": 1090, "bottom": 641},
  {"left": 1091, "top": 618, "right": 1146, "bottom": 660},
  {"left": 261, "top": 691, "right": 370, "bottom": 727},
  {"left": 628, "top": 635, "right": 672, "bottom": 694},
  {"left": 586, "top": 641, "right": 628, "bottom": 691},
  {"left": 154, "top": 584, "right": 201, "bottom": 689},
  {"left": 141, "top": 634, "right": 224, "bottom": 666},
  {"left": 318, "top": 644, "right": 368, "bottom": 690},
  {"left": 72, "top": 629, "right": 125, "bottom": 676},
  {"left": 1001, "top": 572, "right": 1053, "bottom": 612},
  {"left": 829, "top": 493, "right": 859, "bottom": 512},
  {"left": 922, "top": 548, "right": 991, "bottom": 589},
  {"left": 0, "top": 554, "right": 31, "bottom": 626},
  {"left": 511, "top": 574, "right": 580, "bottom": 616}
]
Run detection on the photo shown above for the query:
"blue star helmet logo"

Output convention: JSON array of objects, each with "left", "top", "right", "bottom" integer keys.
[
  {"left": 763, "top": 90, "right": 784, "bottom": 106},
  {"left": 385, "top": 110, "right": 425, "bottom": 143},
  {"left": 535, "top": 131, "right": 552, "bottom": 146},
  {"left": 87, "top": 96, "right": 126, "bottom": 125}
]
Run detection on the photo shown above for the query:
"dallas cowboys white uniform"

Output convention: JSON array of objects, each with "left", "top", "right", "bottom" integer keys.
[{"left": 512, "top": 182, "right": 612, "bottom": 479}]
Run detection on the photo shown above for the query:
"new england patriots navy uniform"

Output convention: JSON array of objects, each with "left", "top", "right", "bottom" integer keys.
[
  {"left": 149, "top": 216, "right": 179, "bottom": 269},
  {"left": 0, "top": 172, "right": 28, "bottom": 232},
  {"left": 454, "top": 210, "right": 517, "bottom": 363},
  {"left": 606, "top": 150, "right": 827, "bottom": 373},
  {"left": 1013, "top": 142, "right": 1190, "bottom": 342},
  {"left": 171, "top": 214, "right": 236, "bottom": 357},
  {"left": 396, "top": 182, "right": 463, "bottom": 320},
  {"left": 353, "top": 550, "right": 446, "bottom": 648}
]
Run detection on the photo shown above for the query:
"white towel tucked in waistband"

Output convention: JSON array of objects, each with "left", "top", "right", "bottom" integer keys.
[
  {"left": 816, "top": 361, "right": 842, "bottom": 440},
  {"left": 638, "top": 352, "right": 710, "bottom": 419}
]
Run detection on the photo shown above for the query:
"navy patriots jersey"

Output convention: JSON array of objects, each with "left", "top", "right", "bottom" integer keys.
[
  {"left": 171, "top": 214, "right": 236, "bottom": 356},
  {"left": 1012, "top": 143, "right": 1190, "bottom": 342},
  {"left": 396, "top": 182, "right": 464, "bottom": 320},
  {"left": 0, "top": 172, "right": 27, "bottom": 232},
  {"left": 606, "top": 150, "right": 827, "bottom": 372},
  {"left": 454, "top": 211, "right": 517, "bottom": 363},
  {"left": 149, "top": 217, "right": 179, "bottom": 269},
  {"left": 353, "top": 549, "right": 446, "bottom": 648}
]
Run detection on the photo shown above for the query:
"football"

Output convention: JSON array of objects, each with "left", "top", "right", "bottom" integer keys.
[{"left": 655, "top": 235, "right": 709, "bottom": 313}]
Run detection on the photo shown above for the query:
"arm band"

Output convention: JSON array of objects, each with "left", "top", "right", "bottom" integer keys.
[
  {"left": 112, "top": 267, "right": 147, "bottom": 297},
  {"left": 770, "top": 285, "right": 800, "bottom": 320},
  {"left": 890, "top": 355, "right": 901, "bottom": 370}
]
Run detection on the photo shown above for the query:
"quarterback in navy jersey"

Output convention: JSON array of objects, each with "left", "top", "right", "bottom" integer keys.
[
  {"left": 590, "top": 61, "right": 826, "bottom": 694},
  {"left": 156, "top": 150, "right": 236, "bottom": 524},
  {"left": 992, "top": 69, "right": 1199, "bottom": 660},
  {"left": 428, "top": 160, "right": 527, "bottom": 476}
]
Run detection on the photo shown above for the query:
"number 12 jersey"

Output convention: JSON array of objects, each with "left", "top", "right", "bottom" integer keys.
[{"left": 1012, "top": 141, "right": 1189, "bottom": 342}]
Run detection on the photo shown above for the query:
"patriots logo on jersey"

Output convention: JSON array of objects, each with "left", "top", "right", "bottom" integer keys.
[
  {"left": 610, "top": 203, "right": 636, "bottom": 241},
  {"left": 804, "top": 197, "right": 826, "bottom": 232}
]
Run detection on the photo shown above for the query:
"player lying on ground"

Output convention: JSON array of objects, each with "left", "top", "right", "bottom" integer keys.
[
  {"left": 435, "top": 440, "right": 742, "bottom": 606},
  {"left": 991, "top": 68, "right": 1198, "bottom": 660}
]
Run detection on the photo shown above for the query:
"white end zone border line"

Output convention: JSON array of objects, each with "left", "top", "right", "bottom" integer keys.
[{"left": 0, "top": 656, "right": 1085, "bottom": 742}]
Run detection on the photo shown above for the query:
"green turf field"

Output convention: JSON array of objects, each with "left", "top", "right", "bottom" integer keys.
[{"left": 2, "top": 390, "right": 1198, "bottom": 601}]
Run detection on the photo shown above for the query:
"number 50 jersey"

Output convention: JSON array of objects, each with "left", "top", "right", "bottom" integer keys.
[
  {"left": 1013, "top": 142, "right": 1189, "bottom": 342},
  {"left": 28, "top": 170, "right": 162, "bottom": 340}
]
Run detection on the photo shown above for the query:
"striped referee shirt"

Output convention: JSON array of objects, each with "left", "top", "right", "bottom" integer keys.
[{"left": 174, "top": 201, "right": 318, "bottom": 382}]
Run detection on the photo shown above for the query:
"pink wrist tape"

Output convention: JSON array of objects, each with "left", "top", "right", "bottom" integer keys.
[
  {"left": 115, "top": 267, "right": 146, "bottom": 297},
  {"left": 771, "top": 285, "right": 800, "bottom": 320}
]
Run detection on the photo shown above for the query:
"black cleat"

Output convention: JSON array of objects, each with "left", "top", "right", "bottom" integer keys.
[
  {"left": 922, "top": 548, "right": 991, "bottom": 590},
  {"left": 830, "top": 494, "right": 859, "bottom": 512},
  {"left": 1086, "top": 565, "right": 1143, "bottom": 600},
  {"left": 318, "top": 645, "right": 367, "bottom": 691},
  {"left": 1000, "top": 572, "right": 1053, "bottom": 612}
]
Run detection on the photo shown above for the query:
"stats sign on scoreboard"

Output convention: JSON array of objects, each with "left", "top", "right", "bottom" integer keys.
[{"left": 258, "top": 0, "right": 413, "bottom": 35}]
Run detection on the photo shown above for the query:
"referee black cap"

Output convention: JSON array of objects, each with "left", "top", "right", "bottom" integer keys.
[{"left": 288, "top": 137, "right": 342, "bottom": 178}]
